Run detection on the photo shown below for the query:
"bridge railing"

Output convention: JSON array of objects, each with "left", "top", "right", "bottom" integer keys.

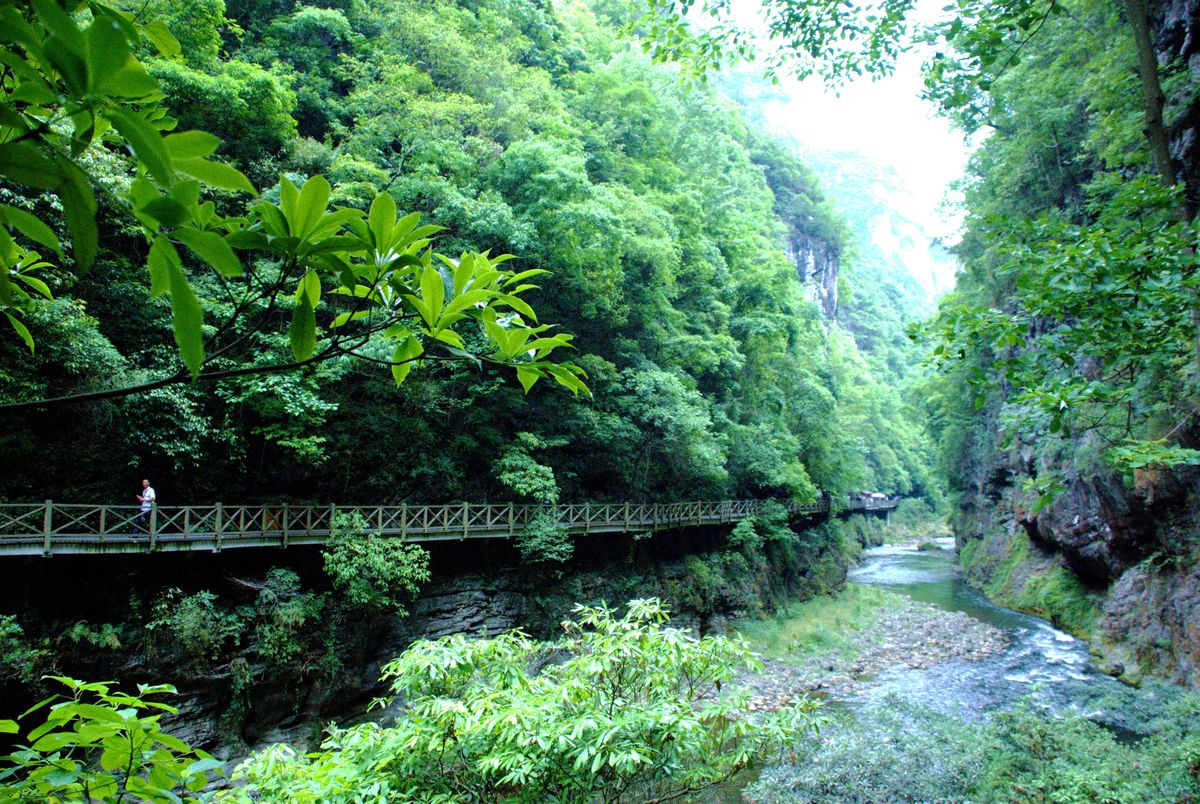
[{"left": 0, "top": 495, "right": 892, "bottom": 556}]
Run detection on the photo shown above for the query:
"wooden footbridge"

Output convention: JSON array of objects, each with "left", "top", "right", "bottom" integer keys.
[{"left": 0, "top": 497, "right": 897, "bottom": 557}]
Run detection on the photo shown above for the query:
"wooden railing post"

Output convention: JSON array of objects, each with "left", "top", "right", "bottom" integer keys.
[
  {"left": 508, "top": 502, "right": 514, "bottom": 539},
  {"left": 98, "top": 506, "right": 106, "bottom": 545},
  {"left": 214, "top": 503, "right": 223, "bottom": 552},
  {"left": 583, "top": 502, "right": 590, "bottom": 534},
  {"left": 282, "top": 503, "right": 289, "bottom": 548},
  {"left": 148, "top": 503, "right": 157, "bottom": 551},
  {"left": 462, "top": 501, "right": 469, "bottom": 540},
  {"left": 42, "top": 500, "right": 52, "bottom": 557},
  {"left": 401, "top": 503, "right": 408, "bottom": 539}
]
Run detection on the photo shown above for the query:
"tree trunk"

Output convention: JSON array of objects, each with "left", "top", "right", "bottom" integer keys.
[
  {"left": 1123, "top": 0, "right": 1176, "bottom": 189},
  {"left": 1123, "top": 0, "right": 1200, "bottom": 397}
]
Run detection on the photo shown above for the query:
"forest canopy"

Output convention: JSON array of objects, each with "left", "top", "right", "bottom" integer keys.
[{"left": 0, "top": 0, "right": 938, "bottom": 509}]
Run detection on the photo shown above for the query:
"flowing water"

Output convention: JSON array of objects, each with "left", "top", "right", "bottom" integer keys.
[
  {"left": 709, "top": 538, "right": 1185, "bottom": 801},
  {"left": 845, "top": 537, "right": 1151, "bottom": 728}
]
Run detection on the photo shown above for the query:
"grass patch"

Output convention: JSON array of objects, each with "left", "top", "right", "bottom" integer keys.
[{"left": 736, "top": 584, "right": 905, "bottom": 659}]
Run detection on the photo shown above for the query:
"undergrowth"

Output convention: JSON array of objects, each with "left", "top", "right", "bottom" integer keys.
[
  {"left": 750, "top": 692, "right": 1200, "bottom": 803},
  {"left": 736, "top": 583, "right": 904, "bottom": 660},
  {"left": 961, "top": 530, "right": 1102, "bottom": 639}
]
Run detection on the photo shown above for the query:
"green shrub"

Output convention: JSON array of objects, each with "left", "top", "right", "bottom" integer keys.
[
  {"left": 323, "top": 513, "right": 432, "bottom": 613},
  {"left": 514, "top": 509, "right": 573, "bottom": 565},
  {"left": 226, "top": 599, "right": 819, "bottom": 803},
  {"left": 146, "top": 589, "right": 243, "bottom": 666},
  {"left": 0, "top": 615, "right": 49, "bottom": 685},
  {"left": 254, "top": 568, "right": 329, "bottom": 668}
]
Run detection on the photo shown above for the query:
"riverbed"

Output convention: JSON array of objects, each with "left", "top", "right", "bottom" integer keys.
[{"left": 726, "top": 537, "right": 1187, "bottom": 801}]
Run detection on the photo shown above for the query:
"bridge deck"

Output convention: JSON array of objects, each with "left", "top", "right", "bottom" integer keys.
[{"left": 0, "top": 498, "right": 896, "bottom": 557}]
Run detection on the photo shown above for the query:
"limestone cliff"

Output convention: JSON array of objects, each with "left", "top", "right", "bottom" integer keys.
[{"left": 786, "top": 234, "right": 839, "bottom": 319}]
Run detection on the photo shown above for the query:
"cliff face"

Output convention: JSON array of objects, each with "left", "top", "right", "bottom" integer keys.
[
  {"left": 957, "top": 458, "right": 1200, "bottom": 687},
  {"left": 953, "top": 0, "right": 1200, "bottom": 690},
  {"left": 787, "top": 233, "right": 839, "bottom": 319}
]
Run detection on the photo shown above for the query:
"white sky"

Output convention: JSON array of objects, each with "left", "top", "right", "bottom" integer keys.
[
  {"left": 765, "top": 49, "right": 972, "bottom": 244},
  {"left": 718, "top": 0, "right": 974, "bottom": 245}
]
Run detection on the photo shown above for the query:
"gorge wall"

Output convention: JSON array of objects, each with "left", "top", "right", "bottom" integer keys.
[{"left": 948, "top": 0, "right": 1200, "bottom": 690}]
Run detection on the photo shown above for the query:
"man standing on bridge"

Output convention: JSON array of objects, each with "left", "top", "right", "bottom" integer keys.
[{"left": 135, "top": 479, "right": 156, "bottom": 533}]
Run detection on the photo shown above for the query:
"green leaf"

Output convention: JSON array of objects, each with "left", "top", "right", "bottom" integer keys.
[
  {"left": 175, "top": 158, "right": 256, "bottom": 195},
  {"left": 13, "top": 272, "right": 53, "bottom": 300},
  {"left": 391, "top": 336, "right": 423, "bottom": 385},
  {"left": 164, "top": 131, "right": 220, "bottom": 160},
  {"left": 173, "top": 228, "right": 242, "bottom": 277},
  {"left": 142, "top": 19, "right": 181, "bottom": 58},
  {"left": 292, "top": 175, "right": 331, "bottom": 240},
  {"left": 57, "top": 161, "right": 98, "bottom": 270},
  {"left": 0, "top": 142, "right": 60, "bottom": 190},
  {"left": 0, "top": 719, "right": 17, "bottom": 734},
  {"left": 151, "top": 236, "right": 204, "bottom": 377},
  {"left": 289, "top": 294, "right": 317, "bottom": 361},
  {"left": 368, "top": 192, "right": 396, "bottom": 250},
  {"left": 5, "top": 312, "right": 33, "bottom": 353},
  {"left": 419, "top": 264, "right": 445, "bottom": 327},
  {"left": 85, "top": 14, "right": 131, "bottom": 94},
  {"left": 296, "top": 269, "right": 321, "bottom": 307},
  {"left": 0, "top": 205, "right": 61, "bottom": 256},
  {"left": 516, "top": 366, "right": 541, "bottom": 393},
  {"left": 107, "top": 106, "right": 173, "bottom": 186},
  {"left": 139, "top": 197, "right": 189, "bottom": 227}
]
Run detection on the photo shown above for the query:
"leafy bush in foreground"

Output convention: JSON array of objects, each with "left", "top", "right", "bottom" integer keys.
[
  {"left": 226, "top": 598, "right": 819, "bottom": 803},
  {"left": 0, "top": 677, "right": 221, "bottom": 802}
]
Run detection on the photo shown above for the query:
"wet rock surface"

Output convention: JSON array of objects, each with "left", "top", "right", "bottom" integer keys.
[{"left": 736, "top": 596, "right": 1009, "bottom": 712}]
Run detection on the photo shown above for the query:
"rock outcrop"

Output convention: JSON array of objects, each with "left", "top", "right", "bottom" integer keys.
[{"left": 787, "top": 233, "right": 839, "bottom": 319}]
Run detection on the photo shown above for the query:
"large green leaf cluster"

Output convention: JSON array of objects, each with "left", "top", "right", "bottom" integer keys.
[
  {"left": 224, "top": 598, "right": 818, "bottom": 802},
  {"left": 0, "top": 677, "right": 222, "bottom": 802}
]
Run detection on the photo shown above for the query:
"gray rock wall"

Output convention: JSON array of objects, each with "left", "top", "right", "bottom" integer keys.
[{"left": 786, "top": 233, "right": 839, "bottom": 319}]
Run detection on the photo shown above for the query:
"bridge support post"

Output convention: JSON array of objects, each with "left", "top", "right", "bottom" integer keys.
[
  {"left": 214, "top": 503, "right": 223, "bottom": 553},
  {"left": 42, "top": 500, "right": 52, "bottom": 557},
  {"left": 282, "top": 503, "right": 289, "bottom": 548},
  {"left": 401, "top": 503, "right": 408, "bottom": 540},
  {"left": 462, "top": 501, "right": 469, "bottom": 540},
  {"left": 508, "top": 503, "right": 514, "bottom": 539},
  {"left": 149, "top": 504, "right": 157, "bottom": 551}
]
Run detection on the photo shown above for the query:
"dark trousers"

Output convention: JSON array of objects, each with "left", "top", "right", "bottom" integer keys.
[{"left": 135, "top": 510, "right": 150, "bottom": 533}]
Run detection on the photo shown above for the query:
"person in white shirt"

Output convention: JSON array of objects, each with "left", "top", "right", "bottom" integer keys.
[{"left": 136, "top": 479, "right": 156, "bottom": 533}]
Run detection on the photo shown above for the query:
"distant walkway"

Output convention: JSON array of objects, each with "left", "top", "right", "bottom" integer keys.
[{"left": 0, "top": 497, "right": 897, "bottom": 557}]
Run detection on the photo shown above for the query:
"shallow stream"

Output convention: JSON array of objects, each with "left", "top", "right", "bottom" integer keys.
[
  {"left": 716, "top": 538, "right": 1181, "bottom": 802},
  {"left": 845, "top": 537, "right": 1144, "bottom": 726}
]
